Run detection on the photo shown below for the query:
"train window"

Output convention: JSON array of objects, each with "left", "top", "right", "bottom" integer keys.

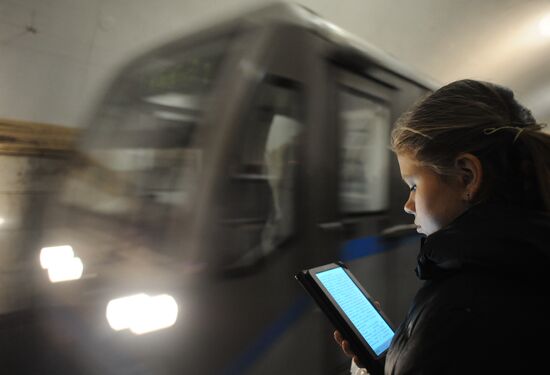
[
  {"left": 58, "top": 39, "right": 228, "bottom": 228},
  {"left": 338, "top": 86, "right": 391, "bottom": 213},
  {"left": 220, "top": 77, "right": 302, "bottom": 264}
]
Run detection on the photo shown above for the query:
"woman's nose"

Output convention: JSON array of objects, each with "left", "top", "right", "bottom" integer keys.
[{"left": 404, "top": 196, "right": 415, "bottom": 216}]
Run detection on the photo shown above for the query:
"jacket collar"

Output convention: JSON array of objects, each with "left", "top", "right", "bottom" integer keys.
[{"left": 415, "top": 203, "right": 550, "bottom": 280}]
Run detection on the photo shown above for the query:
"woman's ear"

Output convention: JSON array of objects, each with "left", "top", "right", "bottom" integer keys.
[{"left": 454, "top": 153, "right": 483, "bottom": 200}]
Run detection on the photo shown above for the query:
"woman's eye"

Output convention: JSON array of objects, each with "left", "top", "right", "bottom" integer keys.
[{"left": 409, "top": 185, "right": 417, "bottom": 192}]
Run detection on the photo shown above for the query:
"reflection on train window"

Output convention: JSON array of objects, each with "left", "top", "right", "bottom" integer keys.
[
  {"left": 339, "top": 86, "right": 391, "bottom": 213},
  {"left": 221, "top": 77, "right": 301, "bottom": 266},
  {"left": 60, "top": 39, "right": 226, "bottom": 228}
]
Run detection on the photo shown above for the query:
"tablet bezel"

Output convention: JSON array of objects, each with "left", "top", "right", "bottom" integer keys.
[{"left": 306, "top": 262, "right": 395, "bottom": 360}]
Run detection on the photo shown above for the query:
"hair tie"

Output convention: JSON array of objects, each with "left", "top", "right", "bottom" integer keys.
[{"left": 483, "top": 124, "right": 545, "bottom": 143}]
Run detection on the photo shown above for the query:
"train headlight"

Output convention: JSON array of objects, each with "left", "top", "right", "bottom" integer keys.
[
  {"left": 40, "top": 245, "right": 84, "bottom": 283},
  {"left": 47, "top": 256, "right": 84, "bottom": 283},
  {"left": 106, "top": 293, "right": 179, "bottom": 335},
  {"left": 40, "top": 245, "right": 74, "bottom": 269}
]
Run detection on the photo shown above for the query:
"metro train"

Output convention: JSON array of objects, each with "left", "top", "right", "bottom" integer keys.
[{"left": 2, "top": 3, "right": 437, "bottom": 374}]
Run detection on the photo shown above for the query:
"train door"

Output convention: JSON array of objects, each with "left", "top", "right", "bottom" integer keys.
[
  {"left": 315, "top": 68, "right": 397, "bottom": 260},
  {"left": 331, "top": 67, "right": 426, "bottom": 316}
]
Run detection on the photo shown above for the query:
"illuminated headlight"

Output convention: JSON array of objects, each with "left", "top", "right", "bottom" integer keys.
[
  {"left": 106, "top": 294, "right": 179, "bottom": 335},
  {"left": 47, "top": 256, "right": 84, "bottom": 283},
  {"left": 40, "top": 245, "right": 84, "bottom": 283},
  {"left": 40, "top": 245, "right": 74, "bottom": 269}
]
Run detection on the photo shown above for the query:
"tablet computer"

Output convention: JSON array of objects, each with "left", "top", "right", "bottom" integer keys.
[{"left": 295, "top": 262, "right": 394, "bottom": 375}]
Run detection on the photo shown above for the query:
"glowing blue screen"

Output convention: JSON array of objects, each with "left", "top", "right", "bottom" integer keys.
[{"left": 316, "top": 267, "right": 394, "bottom": 356}]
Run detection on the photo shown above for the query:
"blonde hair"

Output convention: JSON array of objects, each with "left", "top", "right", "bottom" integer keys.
[{"left": 391, "top": 79, "right": 550, "bottom": 211}]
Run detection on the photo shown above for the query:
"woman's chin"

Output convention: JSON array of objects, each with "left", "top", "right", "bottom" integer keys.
[{"left": 416, "top": 226, "right": 430, "bottom": 236}]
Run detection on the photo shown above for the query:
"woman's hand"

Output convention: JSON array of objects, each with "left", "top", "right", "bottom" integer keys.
[
  {"left": 333, "top": 330, "right": 362, "bottom": 367},
  {"left": 333, "top": 300, "right": 381, "bottom": 368}
]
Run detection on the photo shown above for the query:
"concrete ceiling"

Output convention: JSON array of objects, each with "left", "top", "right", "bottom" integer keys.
[{"left": 1, "top": 0, "right": 549, "bottom": 127}]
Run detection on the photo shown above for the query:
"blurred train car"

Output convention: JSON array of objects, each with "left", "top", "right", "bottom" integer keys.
[{"left": 2, "top": 3, "right": 437, "bottom": 374}]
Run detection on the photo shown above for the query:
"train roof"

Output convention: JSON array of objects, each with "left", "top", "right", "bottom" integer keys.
[{"left": 239, "top": 2, "right": 440, "bottom": 91}]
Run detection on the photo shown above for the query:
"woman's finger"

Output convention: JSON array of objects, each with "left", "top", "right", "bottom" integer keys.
[
  {"left": 341, "top": 339, "right": 355, "bottom": 357},
  {"left": 334, "top": 330, "right": 358, "bottom": 361},
  {"left": 334, "top": 330, "right": 343, "bottom": 345}
]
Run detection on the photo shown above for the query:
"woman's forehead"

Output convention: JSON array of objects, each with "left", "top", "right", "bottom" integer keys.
[
  {"left": 397, "top": 153, "right": 441, "bottom": 183},
  {"left": 397, "top": 153, "right": 420, "bottom": 175}
]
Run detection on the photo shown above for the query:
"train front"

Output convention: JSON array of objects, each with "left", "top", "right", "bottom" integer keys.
[{"left": 18, "top": 28, "right": 264, "bottom": 374}]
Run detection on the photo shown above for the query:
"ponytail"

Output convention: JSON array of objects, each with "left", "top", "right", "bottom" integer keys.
[{"left": 517, "top": 128, "right": 550, "bottom": 211}]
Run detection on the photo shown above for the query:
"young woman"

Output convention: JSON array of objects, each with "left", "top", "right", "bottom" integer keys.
[{"left": 335, "top": 79, "right": 550, "bottom": 374}]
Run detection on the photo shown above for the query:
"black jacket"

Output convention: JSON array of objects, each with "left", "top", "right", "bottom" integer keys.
[{"left": 384, "top": 203, "right": 550, "bottom": 374}]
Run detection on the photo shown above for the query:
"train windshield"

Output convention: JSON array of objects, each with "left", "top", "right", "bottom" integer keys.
[{"left": 60, "top": 38, "right": 229, "bottom": 221}]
